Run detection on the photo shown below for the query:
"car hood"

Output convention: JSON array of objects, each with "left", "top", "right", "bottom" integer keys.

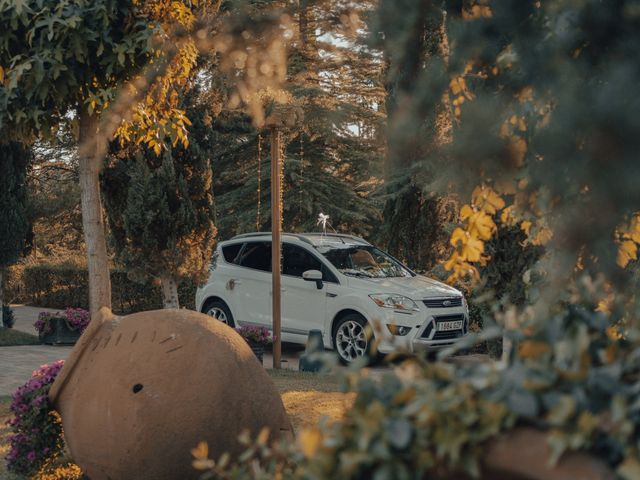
[{"left": 345, "top": 274, "right": 461, "bottom": 299}]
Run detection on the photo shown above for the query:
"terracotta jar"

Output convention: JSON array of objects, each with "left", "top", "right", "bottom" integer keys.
[{"left": 49, "top": 308, "right": 292, "bottom": 480}]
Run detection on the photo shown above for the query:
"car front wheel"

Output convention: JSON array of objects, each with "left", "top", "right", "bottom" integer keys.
[{"left": 332, "top": 314, "right": 373, "bottom": 364}]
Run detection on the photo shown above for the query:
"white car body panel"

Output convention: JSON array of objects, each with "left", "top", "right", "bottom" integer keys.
[{"left": 195, "top": 233, "right": 470, "bottom": 357}]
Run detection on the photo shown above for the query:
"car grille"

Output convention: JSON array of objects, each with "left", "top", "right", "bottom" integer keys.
[
  {"left": 421, "top": 314, "right": 467, "bottom": 340},
  {"left": 423, "top": 297, "right": 462, "bottom": 308},
  {"left": 433, "top": 330, "right": 464, "bottom": 340}
]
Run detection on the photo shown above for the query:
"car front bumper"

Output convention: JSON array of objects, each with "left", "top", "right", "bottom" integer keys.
[{"left": 370, "top": 305, "right": 470, "bottom": 355}]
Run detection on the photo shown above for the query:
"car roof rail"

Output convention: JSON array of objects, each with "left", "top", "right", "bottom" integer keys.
[
  {"left": 230, "top": 232, "right": 314, "bottom": 246},
  {"left": 230, "top": 231, "right": 371, "bottom": 246},
  {"left": 299, "top": 232, "right": 371, "bottom": 245}
]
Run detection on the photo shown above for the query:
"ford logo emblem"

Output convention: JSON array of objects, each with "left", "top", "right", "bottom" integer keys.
[{"left": 443, "top": 300, "right": 452, "bottom": 307}]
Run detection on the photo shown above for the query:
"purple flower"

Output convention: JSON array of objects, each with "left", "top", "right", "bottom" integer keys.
[
  {"left": 235, "top": 325, "right": 273, "bottom": 346},
  {"left": 33, "top": 307, "right": 90, "bottom": 335},
  {"left": 6, "top": 360, "right": 65, "bottom": 476}
]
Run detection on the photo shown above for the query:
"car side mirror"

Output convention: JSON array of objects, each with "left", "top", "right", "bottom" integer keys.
[{"left": 302, "top": 270, "right": 323, "bottom": 289}]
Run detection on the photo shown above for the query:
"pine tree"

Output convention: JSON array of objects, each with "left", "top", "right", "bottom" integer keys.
[
  {"left": 102, "top": 90, "right": 217, "bottom": 308},
  {"left": 211, "top": 0, "right": 385, "bottom": 239},
  {"left": 0, "top": 142, "right": 31, "bottom": 325}
]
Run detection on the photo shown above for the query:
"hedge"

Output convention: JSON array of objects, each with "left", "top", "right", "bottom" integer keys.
[{"left": 20, "top": 264, "right": 197, "bottom": 314}]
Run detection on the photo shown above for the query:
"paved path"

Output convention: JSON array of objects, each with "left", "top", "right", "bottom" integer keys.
[
  {"left": 0, "top": 345, "right": 73, "bottom": 397},
  {"left": 1, "top": 305, "right": 302, "bottom": 396},
  {"left": 10, "top": 304, "right": 60, "bottom": 335},
  {"left": 1, "top": 305, "right": 488, "bottom": 397}
]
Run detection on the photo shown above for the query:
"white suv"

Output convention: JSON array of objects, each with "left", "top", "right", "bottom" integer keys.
[{"left": 195, "top": 232, "right": 469, "bottom": 364}]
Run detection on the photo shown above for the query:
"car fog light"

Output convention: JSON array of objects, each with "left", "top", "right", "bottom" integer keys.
[{"left": 387, "top": 324, "right": 411, "bottom": 336}]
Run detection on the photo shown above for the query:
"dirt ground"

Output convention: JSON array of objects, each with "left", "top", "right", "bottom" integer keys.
[{"left": 268, "top": 369, "right": 354, "bottom": 431}]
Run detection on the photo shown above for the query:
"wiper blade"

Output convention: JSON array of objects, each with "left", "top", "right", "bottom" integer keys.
[{"left": 340, "top": 269, "right": 374, "bottom": 278}]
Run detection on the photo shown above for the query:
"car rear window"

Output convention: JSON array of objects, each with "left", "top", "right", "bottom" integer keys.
[
  {"left": 222, "top": 243, "right": 243, "bottom": 264},
  {"left": 237, "top": 242, "right": 271, "bottom": 272}
]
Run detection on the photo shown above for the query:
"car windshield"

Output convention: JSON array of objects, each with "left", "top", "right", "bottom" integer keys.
[{"left": 314, "top": 244, "right": 414, "bottom": 278}]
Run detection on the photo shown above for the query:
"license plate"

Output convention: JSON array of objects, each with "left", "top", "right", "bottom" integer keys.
[{"left": 437, "top": 320, "right": 463, "bottom": 331}]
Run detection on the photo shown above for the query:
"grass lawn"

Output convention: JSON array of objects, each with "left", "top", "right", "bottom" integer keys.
[
  {"left": 0, "top": 329, "right": 40, "bottom": 347},
  {"left": 0, "top": 370, "right": 351, "bottom": 479}
]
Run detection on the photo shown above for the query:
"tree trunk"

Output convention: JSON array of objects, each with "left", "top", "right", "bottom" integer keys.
[
  {"left": 0, "top": 268, "right": 4, "bottom": 327},
  {"left": 160, "top": 276, "right": 180, "bottom": 309},
  {"left": 78, "top": 110, "right": 112, "bottom": 316}
]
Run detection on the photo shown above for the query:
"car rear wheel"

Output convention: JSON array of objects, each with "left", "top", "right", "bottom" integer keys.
[
  {"left": 332, "top": 314, "right": 374, "bottom": 365},
  {"left": 202, "top": 299, "right": 234, "bottom": 328}
]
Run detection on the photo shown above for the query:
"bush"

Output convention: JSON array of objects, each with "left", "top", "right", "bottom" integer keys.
[
  {"left": 22, "top": 264, "right": 197, "bottom": 314},
  {"left": 6, "top": 361, "right": 65, "bottom": 476},
  {"left": 2, "top": 304, "right": 15, "bottom": 328},
  {"left": 5, "top": 263, "right": 26, "bottom": 304},
  {"left": 195, "top": 301, "right": 640, "bottom": 479}
]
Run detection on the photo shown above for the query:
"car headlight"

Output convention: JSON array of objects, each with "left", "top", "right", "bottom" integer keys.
[{"left": 369, "top": 294, "right": 420, "bottom": 312}]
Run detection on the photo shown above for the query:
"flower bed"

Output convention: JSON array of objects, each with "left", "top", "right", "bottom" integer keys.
[
  {"left": 34, "top": 308, "right": 90, "bottom": 345},
  {"left": 6, "top": 361, "right": 65, "bottom": 476},
  {"left": 235, "top": 325, "right": 273, "bottom": 364}
]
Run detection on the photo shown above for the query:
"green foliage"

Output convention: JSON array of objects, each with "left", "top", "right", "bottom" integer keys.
[
  {"left": 197, "top": 297, "right": 639, "bottom": 479},
  {"left": 28, "top": 129, "right": 84, "bottom": 259},
  {"left": 0, "top": 0, "right": 157, "bottom": 140},
  {"left": 0, "top": 142, "right": 31, "bottom": 268},
  {"left": 102, "top": 88, "right": 217, "bottom": 287},
  {"left": 378, "top": 186, "right": 458, "bottom": 272},
  {"left": 21, "top": 264, "right": 196, "bottom": 313}
]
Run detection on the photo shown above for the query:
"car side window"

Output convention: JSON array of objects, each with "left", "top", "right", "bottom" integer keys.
[
  {"left": 237, "top": 242, "right": 271, "bottom": 272},
  {"left": 282, "top": 244, "right": 338, "bottom": 283},
  {"left": 283, "top": 244, "right": 321, "bottom": 278},
  {"left": 222, "top": 243, "right": 244, "bottom": 264}
]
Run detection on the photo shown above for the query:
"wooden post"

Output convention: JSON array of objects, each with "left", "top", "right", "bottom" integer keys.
[{"left": 270, "top": 126, "right": 282, "bottom": 369}]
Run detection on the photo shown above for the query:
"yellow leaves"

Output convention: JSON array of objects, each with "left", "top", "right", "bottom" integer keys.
[
  {"left": 616, "top": 213, "right": 640, "bottom": 268},
  {"left": 517, "top": 86, "right": 534, "bottom": 103},
  {"left": 444, "top": 185, "right": 505, "bottom": 283},
  {"left": 617, "top": 240, "right": 637, "bottom": 268},
  {"left": 462, "top": 235, "right": 485, "bottom": 262},
  {"left": 472, "top": 185, "right": 505, "bottom": 216},
  {"left": 450, "top": 227, "right": 467, "bottom": 246},
  {"left": 299, "top": 427, "right": 323, "bottom": 458},
  {"left": 450, "top": 77, "right": 466, "bottom": 96},
  {"left": 450, "top": 75, "right": 474, "bottom": 119},
  {"left": 628, "top": 215, "right": 640, "bottom": 243},
  {"left": 468, "top": 211, "right": 496, "bottom": 240},
  {"left": 256, "top": 427, "right": 270, "bottom": 445},
  {"left": 450, "top": 227, "right": 485, "bottom": 262},
  {"left": 191, "top": 441, "right": 208, "bottom": 460},
  {"left": 463, "top": 3, "right": 493, "bottom": 19},
  {"left": 191, "top": 441, "right": 215, "bottom": 470},
  {"left": 0, "top": 65, "right": 4, "bottom": 83}
]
